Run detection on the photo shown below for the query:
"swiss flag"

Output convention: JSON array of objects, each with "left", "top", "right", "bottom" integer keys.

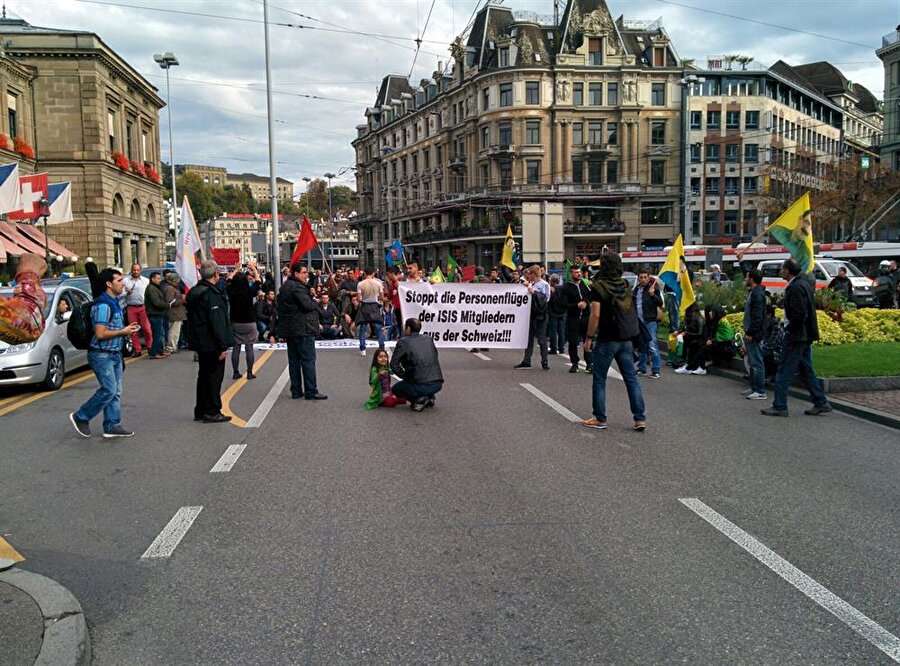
[
  {"left": 289, "top": 214, "right": 319, "bottom": 266},
  {"left": 7, "top": 173, "right": 49, "bottom": 220}
]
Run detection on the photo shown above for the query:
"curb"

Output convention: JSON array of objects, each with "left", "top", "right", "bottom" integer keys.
[{"left": 0, "top": 567, "right": 91, "bottom": 666}]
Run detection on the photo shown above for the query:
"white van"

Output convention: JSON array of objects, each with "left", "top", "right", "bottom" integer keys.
[{"left": 757, "top": 259, "right": 878, "bottom": 307}]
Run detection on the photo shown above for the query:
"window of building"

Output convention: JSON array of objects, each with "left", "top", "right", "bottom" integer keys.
[
  {"left": 725, "top": 110, "right": 740, "bottom": 129},
  {"left": 653, "top": 47, "right": 666, "bottom": 67},
  {"left": 706, "top": 144, "right": 720, "bottom": 161},
  {"left": 743, "top": 176, "right": 757, "bottom": 193},
  {"left": 499, "top": 161, "right": 512, "bottom": 188},
  {"left": 573, "top": 83, "right": 584, "bottom": 106},
  {"left": 691, "top": 177, "right": 701, "bottom": 195},
  {"left": 641, "top": 202, "right": 672, "bottom": 225},
  {"left": 480, "top": 164, "right": 490, "bottom": 186},
  {"left": 588, "top": 38, "right": 602, "bottom": 65},
  {"left": 499, "top": 48, "right": 510, "bottom": 67},
  {"left": 589, "top": 83, "right": 602, "bottom": 105},
  {"left": 650, "top": 160, "right": 666, "bottom": 185},
  {"left": 707, "top": 110, "right": 721, "bottom": 129},
  {"left": 526, "top": 160, "right": 540, "bottom": 184},
  {"left": 499, "top": 121, "right": 512, "bottom": 146},
  {"left": 724, "top": 177, "right": 739, "bottom": 195},
  {"left": 588, "top": 161, "right": 603, "bottom": 184},
  {"left": 650, "top": 121, "right": 666, "bottom": 145},
  {"left": 572, "top": 122, "right": 583, "bottom": 145},
  {"left": 7, "top": 93, "right": 18, "bottom": 138},
  {"left": 725, "top": 143, "right": 739, "bottom": 162},
  {"left": 126, "top": 119, "right": 134, "bottom": 158},
  {"left": 724, "top": 210, "right": 738, "bottom": 235},
  {"left": 480, "top": 126, "right": 490, "bottom": 150},
  {"left": 108, "top": 110, "right": 117, "bottom": 151},
  {"left": 141, "top": 130, "right": 148, "bottom": 162},
  {"left": 482, "top": 87, "right": 489, "bottom": 110},
  {"left": 743, "top": 209, "right": 758, "bottom": 229},
  {"left": 588, "top": 121, "right": 603, "bottom": 145},
  {"left": 706, "top": 177, "right": 720, "bottom": 193},
  {"left": 607, "top": 83, "right": 618, "bottom": 106},
  {"left": 692, "top": 210, "right": 701, "bottom": 237},
  {"left": 690, "top": 144, "right": 702, "bottom": 163},
  {"left": 499, "top": 83, "right": 512, "bottom": 107},
  {"left": 607, "top": 161, "right": 618, "bottom": 184},
  {"left": 525, "top": 120, "right": 540, "bottom": 144},
  {"left": 525, "top": 81, "right": 540, "bottom": 105},
  {"left": 607, "top": 121, "right": 618, "bottom": 145},
  {"left": 572, "top": 160, "right": 583, "bottom": 184},
  {"left": 704, "top": 211, "right": 719, "bottom": 236},
  {"left": 690, "top": 111, "right": 702, "bottom": 129},
  {"left": 744, "top": 143, "right": 759, "bottom": 162},
  {"left": 651, "top": 83, "right": 666, "bottom": 106}
]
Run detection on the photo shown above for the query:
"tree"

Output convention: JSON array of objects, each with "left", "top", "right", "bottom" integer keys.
[{"left": 176, "top": 172, "right": 216, "bottom": 222}]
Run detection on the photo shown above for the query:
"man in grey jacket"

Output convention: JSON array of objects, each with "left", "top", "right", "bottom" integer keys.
[{"left": 390, "top": 318, "right": 444, "bottom": 412}]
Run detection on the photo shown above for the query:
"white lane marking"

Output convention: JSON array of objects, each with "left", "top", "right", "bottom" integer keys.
[
  {"left": 141, "top": 506, "right": 203, "bottom": 559},
  {"left": 474, "top": 352, "right": 491, "bottom": 361},
  {"left": 680, "top": 498, "right": 900, "bottom": 663},
  {"left": 563, "top": 361, "right": 623, "bottom": 381},
  {"left": 210, "top": 444, "right": 247, "bottom": 473},
  {"left": 519, "top": 383, "right": 582, "bottom": 423},
  {"left": 245, "top": 366, "right": 290, "bottom": 428}
]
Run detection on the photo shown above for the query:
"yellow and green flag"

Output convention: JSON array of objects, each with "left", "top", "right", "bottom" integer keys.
[
  {"left": 429, "top": 266, "right": 445, "bottom": 283},
  {"left": 501, "top": 224, "right": 518, "bottom": 270},
  {"left": 446, "top": 255, "right": 460, "bottom": 281},
  {"left": 658, "top": 234, "right": 696, "bottom": 318},
  {"left": 767, "top": 192, "right": 814, "bottom": 273}
]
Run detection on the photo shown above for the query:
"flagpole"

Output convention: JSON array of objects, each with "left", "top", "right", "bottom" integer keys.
[{"left": 263, "top": 0, "right": 281, "bottom": 284}]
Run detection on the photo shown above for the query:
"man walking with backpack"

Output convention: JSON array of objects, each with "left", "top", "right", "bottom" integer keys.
[
  {"left": 514, "top": 265, "right": 551, "bottom": 370},
  {"left": 69, "top": 268, "right": 141, "bottom": 438},
  {"left": 582, "top": 252, "right": 646, "bottom": 431}
]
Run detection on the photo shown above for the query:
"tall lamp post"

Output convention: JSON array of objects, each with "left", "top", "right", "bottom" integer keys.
[
  {"left": 153, "top": 52, "right": 179, "bottom": 241},
  {"left": 678, "top": 74, "right": 704, "bottom": 246},
  {"left": 302, "top": 176, "right": 312, "bottom": 269},
  {"left": 324, "top": 172, "right": 335, "bottom": 268}
]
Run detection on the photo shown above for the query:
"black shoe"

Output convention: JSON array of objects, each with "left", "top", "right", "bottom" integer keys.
[
  {"left": 202, "top": 413, "right": 232, "bottom": 423},
  {"left": 103, "top": 426, "right": 135, "bottom": 438},
  {"left": 305, "top": 394, "right": 328, "bottom": 400},
  {"left": 585, "top": 365, "right": 593, "bottom": 373},
  {"left": 247, "top": 372, "right": 256, "bottom": 380},
  {"left": 130, "top": 351, "right": 142, "bottom": 358},
  {"left": 568, "top": 366, "right": 578, "bottom": 373},
  {"left": 760, "top": 408, "right": 789, "bottom": 417},
  {"left": 542, "top": 363, "right": 549, "bottom": 371},
  {"left": 69, "top": 412, "right": 91, "bottom": 438},
  {"left": 514, "top": 362, "right": 532, "bottom": 369},
  {"left": 804, "top": 404, "right": 833, "bottom": 416},
  {"left": 193, "top": 414, "right": 203, "bottom": 422},
  {"left": 410, "top": 397, "right": 427, "bottom": 412},
  {"left": 425, "top": 398, "right": 435, "bottom": 408},
  {"left": 232, "top": 372, "right": 241, "bottom": 380}
]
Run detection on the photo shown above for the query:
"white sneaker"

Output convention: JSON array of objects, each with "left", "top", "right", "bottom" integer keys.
[
  {"left": 746, "top": 391, "right": 768, "bottom": 400},
  {"left": 741, "top": 388, "right": 754, "bottom": 397},
  {"left": 360, "top": 350, "right": 366, "bottom": 357},
  {"left": 690, "top": 367, "right": 707, "bottom": 375},
  {"left": 674, "top": 366, "right": 691, "bottom": 375}
]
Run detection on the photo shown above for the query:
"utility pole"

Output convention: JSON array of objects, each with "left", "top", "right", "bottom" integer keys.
[{"left": 262, "top": 0, "right": 281, "bottom": 282}]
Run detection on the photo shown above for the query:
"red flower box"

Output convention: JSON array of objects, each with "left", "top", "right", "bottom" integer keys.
[
  {"left": 111, "top": 150, "right": 130, "bottom": 171},
  {"left": 130, "top": 160, "right": 147, "bottom": 177},
  {"left": 146, "top": 166, "right": 161, "bottom": 184},
  {"left": 0, "top": 134, "right": 8, "bottom": 150},
  {"left": 13, "top": 136, "right": 34, "bottom": 159}
]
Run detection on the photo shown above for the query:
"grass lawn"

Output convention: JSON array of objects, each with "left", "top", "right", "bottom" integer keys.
[{"left": 812, "top": 342, "right": 900, "bottom": 377}]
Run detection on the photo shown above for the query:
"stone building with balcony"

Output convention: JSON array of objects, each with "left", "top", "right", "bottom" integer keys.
[
  {"left": 683, "top": 61, "right": 845, "bottom": 244},
  {"left": 352, "top": 0, "right": 686, "bottom": 270},
  {"left": 0, "top": 14, "right": 166, "bottom": 268},
  {"left": 877, "top": 26, "right": 900, "bottom": 170}
]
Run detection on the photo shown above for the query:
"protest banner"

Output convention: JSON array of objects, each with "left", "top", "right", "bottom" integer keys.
[{"left": 398, "top": 282, "right": 531, "bottom": 348}]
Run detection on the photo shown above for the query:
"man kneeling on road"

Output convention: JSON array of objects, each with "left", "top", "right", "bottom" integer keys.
[{"left": 390, "top": 318, "right": 444, "bottom": 412}]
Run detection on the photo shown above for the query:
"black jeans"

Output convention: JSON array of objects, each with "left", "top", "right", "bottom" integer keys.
[
  {"left": 393, "top": 380, "right": 443, "bottom": 403},
  {"left": 522, "top": 317, "right": 549, "bottom": 366},
  {"left": 286, "top": 335, "right": 318, "bottom": 397},
  {"left": 195, "top": 351, "right": 225, "bottom": 418},
  {"left": 567, "top": 316, "right": 588, "bottom": 366}
]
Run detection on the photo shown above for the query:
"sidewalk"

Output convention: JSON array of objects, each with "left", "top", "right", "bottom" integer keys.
[{"left": 0, "top": 565, "right": 91, "bottom": 666}]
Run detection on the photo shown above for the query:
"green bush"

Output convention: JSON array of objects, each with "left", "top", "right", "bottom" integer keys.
[{"left": 695, "top": 279, "right": 747, "bottom": 314}]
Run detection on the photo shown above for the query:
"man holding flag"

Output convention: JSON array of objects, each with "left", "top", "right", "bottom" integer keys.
[{"left": 290, "top": 214, "right": 319, "bottom": 268}]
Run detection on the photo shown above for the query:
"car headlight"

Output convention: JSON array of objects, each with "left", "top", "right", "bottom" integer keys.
[{"left": 4, "top": 341, "right": 37, "bottom": 354}]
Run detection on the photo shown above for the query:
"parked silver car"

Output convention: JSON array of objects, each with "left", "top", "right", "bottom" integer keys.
[{"left": 0, "top": 284, "right": 93, "bottom": 390}]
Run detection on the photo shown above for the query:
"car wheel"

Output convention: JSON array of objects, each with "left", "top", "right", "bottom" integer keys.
[{"left": 41, "top": 347, "right": 66, "bottom": 391}]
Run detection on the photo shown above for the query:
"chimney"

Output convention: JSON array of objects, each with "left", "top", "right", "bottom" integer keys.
[{"left": 438, "top": 60, "right": 443, "bottom": 74}]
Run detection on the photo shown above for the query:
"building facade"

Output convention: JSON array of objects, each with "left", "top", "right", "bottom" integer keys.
[
  {"left": 683, "top": 61, "right": 844, "bottom": 244},
  {"left": 228, "top": 172, "right": 293, "bottom": 202},
  {"left": 877, "top": 26, "right": 900, "bottom": 170},
  {"left": 352, "top": 0, "right": 686, "bottom": 270},
  {"left": 182, "top": 164, "right": 228, "bottom": 187},
  {"left": 1, "top": 15, "right": 166, "bottom": 268}
]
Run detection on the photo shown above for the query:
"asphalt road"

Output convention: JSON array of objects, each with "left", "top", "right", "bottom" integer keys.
[{"left": 1, "top": 347, "right": 898, "bottom": 664}]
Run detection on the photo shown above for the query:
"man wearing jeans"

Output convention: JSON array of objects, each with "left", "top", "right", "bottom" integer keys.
[
  {"left": 762, "top": 259, "right": 831, "bottom": 417},
  {"left": 742, "top": 269, "right": 767, "bottom": 400},
  {"left": 633, "top": 270, "right": 662, "bottom": 378},
  {"left": 582, "top": 252, "right": 646, "bottom": 432},
  {"left": 70, "top": 268, "right": 140, "bottom": 438},
  {"left": 390, "top": 318, "right": 444, "bottom": 412}
]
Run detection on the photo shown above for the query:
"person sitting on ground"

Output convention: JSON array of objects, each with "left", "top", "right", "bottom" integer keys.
[
  {"left": 704, "top": 304, "right": 737, "bottom": 367},
  {"left": 365, "top": 349, "right": 407, "bottom": 409},
  {"left": 341, "top": 293, "right": 361, "bottom": 339},
  {"left": 675, "top": 304, "right": 707, "bottom": 375},
  {"left": 317, "top": 292, "right": 343, "bottom": 340},
  {"left": 390, "top": 317, "right": 444, "bottom": 412},
  {"left": 0, "top": 253, "right": 47, "bottom": 345}
]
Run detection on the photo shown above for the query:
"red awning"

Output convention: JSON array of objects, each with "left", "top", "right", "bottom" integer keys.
[
  {"left": 15, "top": 223, "right": 76, "bottom": 259},
  {"left": 0, "top": 221, "right": 45, "bottom": 255}
]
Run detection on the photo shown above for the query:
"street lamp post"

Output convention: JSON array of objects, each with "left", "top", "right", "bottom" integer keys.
[
  {"left": 302, "top": 176, "right": 312, "bottom": 269},
  {"left": 678, "top": 74, "right": 704, "bottom": 246},
  {"left": 324, "top": 172, "right": 335, "bottom": 269},
  {"left": 153, "top": 52, "right": 179, "bottom": 239}
]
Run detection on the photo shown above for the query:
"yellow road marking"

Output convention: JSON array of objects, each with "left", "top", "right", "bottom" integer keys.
[
  {"left": 0, "top": 536, "right": 25, "bottom": 563},
  {"left": 220, "top": 350, "right": 274, "bottom": 428},
  {"left": 0, "top": 356, "right": 141, "bottom": 418}
]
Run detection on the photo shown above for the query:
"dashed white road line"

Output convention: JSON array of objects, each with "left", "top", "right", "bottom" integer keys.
[
  {"left": 563, "top": 361, "right": 623, "bottom": 381},
  {"left": 245, "top": 366, "right": 290, "bottom": 428},
  {"left": 474, "top": 352, "right": 491, "bottom": 361},
  {"left": 519, "top": 383, "right": 582, "bottom": 422},
  {"left": 141, "top": 506, "right": 203, "bottom": 559},
  {"left": 680, "top": 498, "right": 900, "bottom": 663},
  {"left": 210, "top": 444, "right": 247, "bottom": 473}
]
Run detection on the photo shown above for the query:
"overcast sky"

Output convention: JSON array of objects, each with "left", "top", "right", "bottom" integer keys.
[{"left": 21, "top": 0, "right": 899, "bottom": 199}]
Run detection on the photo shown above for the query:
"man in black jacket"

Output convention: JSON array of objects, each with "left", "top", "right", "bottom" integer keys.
[
  {"left": 633, "top": 270, "right": 663, "bottom": 378},
  {"left": 390, "top": 318, "right": 444, "bottom": 412},
  {"left": 762, "top": 259, "right": 831, "bottom": 417},
  {"left": 277, "top": 262, "right": 327, "bottom": 400},
  {"left": 560, "top": 266, "right": 591, "bottom": 373},
  {"left": 186, "top": 260, "right": 235, "bottom": 423},
  {"left": 742, "top": 269, "right": 767, "bottom": 400}
]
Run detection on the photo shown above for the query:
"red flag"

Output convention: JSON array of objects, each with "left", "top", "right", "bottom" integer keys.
[
  {"left": 289, "top": 214, "right": 318, "bottom": 266},
  {"left": 8, "top": 173, "right": 49, "bottom": 220},
  {"left": 462, "top": 265, "right": 477, "bottom": 282}
]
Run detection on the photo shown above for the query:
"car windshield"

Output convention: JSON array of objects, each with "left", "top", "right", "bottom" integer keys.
[
  {"left": 0, "top": 287, "right": 56, "bottom": 318},
  {"left": 819, "top": 261, "right": 864, "bottom": 278}
]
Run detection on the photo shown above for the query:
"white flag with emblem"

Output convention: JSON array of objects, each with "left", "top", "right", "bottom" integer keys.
[{"left": 175, "top": 196, "right": 202, "bottom": 289}]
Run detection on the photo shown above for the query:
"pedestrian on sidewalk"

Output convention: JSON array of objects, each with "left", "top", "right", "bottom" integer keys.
[
  {"left": 762, "top": 258, "right": 832, "bottom": 417},
  {"left": 122, "top": 263, "right": 151, "bottom": 357},
  {"left": 514, "top": 265, "right": 551, "bottom": 370},
  {"left": 186, "top": 260, "right": 235, "bottom": 423},
  {"left": 69, "top": 268, "right": 141, "bottom": 438},
  {"left": 226, "top": 263, "right": 261, "bottom": 380},
  {"left": 144, "top": 272, "right": 168, "bottom": 359},
  {"left": 164, "top": 272, "right": 186, "bottom": 353},
  {"left": 633, "top": 269, "right": 663, "bottom": 379},
  {"left": 742, "top": 269, "right": 767, "bottom": 400}
]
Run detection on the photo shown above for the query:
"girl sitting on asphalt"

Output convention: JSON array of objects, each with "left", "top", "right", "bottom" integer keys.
[{"left": 365, "top": 349, "right": 407, "bottom": 409}]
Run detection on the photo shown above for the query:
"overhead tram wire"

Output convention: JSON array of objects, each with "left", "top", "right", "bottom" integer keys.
[
  {"left": 143, "top": 73, "right": 364, "bottom": 105},
  {"left": 409, "top": 0, "right": 438, "bottom": 78}
]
